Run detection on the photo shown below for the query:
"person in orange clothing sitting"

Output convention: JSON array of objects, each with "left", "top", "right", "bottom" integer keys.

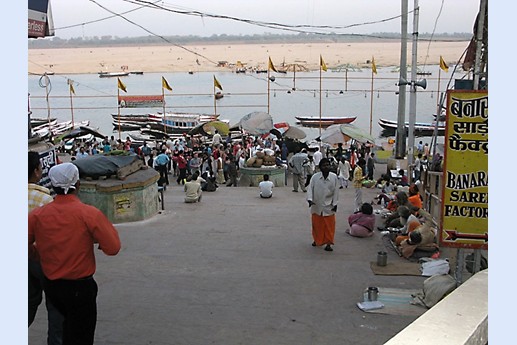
[
  {"left": 29, "top": 163, "right": 121, "bottom": 345},
  {"left": 394, "top": 205, "right": 422, "bottom": 245},
  {"left": 408, "top": 183, "right": 423, "bottom": 210}
]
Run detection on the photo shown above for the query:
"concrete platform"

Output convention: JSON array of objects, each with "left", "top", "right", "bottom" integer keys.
[{"left": 27, "top": 165, "right": 451, "bottom": 345}]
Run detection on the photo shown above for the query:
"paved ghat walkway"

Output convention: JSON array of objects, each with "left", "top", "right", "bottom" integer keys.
[{"left": 29, "top": 165, "right": 431, "bottom": 345}]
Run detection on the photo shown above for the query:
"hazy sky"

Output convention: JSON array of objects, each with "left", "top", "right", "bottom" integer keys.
[{"left": 48, "top": 0, "right": 481, "bottom": 39}]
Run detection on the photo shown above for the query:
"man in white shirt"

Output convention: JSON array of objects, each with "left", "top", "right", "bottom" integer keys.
[
  {"left": 212, "top": 130, "right": 222, "bottom": 146},
  {"left": 413, "top": 153, "right": 422, "bottom": 182},
  {"left": 259, "top": 174, "right": 274, "bottom": 198},
  {"left": 307, "top": 158, "right": 339, "bottom": 252},
  {"left": 313, "top": 147, "right": 323, "bottom": 170}
]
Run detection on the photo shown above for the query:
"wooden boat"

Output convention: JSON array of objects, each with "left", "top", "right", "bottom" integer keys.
[
  {"left": 111, "top": 113, "right": 161, "bottom": 123},
  {"left": 140, "top": 128, "right": 171, "bottom": 140},
  {"left": 32, "top": 119, "right": 58, "bottom": 132},
  {"left": 295, "top": 116, "right": 357, "bottom": 128},
  {"left": 378, "top": 118, "right": 445, "bottom": 136},
  {"left": 112, "top": 121, "right": 143, "bottom": 131},
  {"left": 110, "top": 111, "right": 221, "bottom": 134},
  {"left": 31, "top": 117, "right": 57, "bottom": 127},
  {"left": 148, "top": 112, "right": 220, "bottom": 123},
  {"left": 34, "top": 120, "right": 90, "bottom": 138},
  {"left": 129, "top": 71, "right": 144, "bottom": 75},
  {"left": 98, "top": 71, "right": 130, "bottom": 78}
]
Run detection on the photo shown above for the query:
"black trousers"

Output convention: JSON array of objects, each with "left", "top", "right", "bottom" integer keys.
[
  {"left": 156, "top": 164, "right": 169, "bottom": 185},
  {"left": 43, "top": 276, "right": 98, "bottom": 345},
  {"left": 177, "top": 168, "right": 187, "bottom": 184},
  {"left": 29, "top": 260, "right": 64, "bottom": 345}
]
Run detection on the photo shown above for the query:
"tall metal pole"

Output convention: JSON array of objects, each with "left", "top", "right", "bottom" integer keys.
[
  {"left": 395, "top": 0, "right": 408, "bottom": 159},
  {"left": 407, "top": 0, "right": 420, "bottom": 168},
  {"left": 473, "top": 0, "right": 487, "bottom": 90}
]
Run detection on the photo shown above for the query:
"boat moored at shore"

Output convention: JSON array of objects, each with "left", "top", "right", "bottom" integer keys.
[{"left": 295, "top": 116, "right": 357, "bottom": 128}]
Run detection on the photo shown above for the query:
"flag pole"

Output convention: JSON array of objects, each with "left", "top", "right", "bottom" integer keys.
[
  {"left": 213, "top": 81, "right": 217, "bottom": 117},
  {"left": 117, "top": 85, "right": 121, "bottom": 141},
  {"left": 267, "top": 66, "right": 270, "bottom": 114},
  {"left": 69, "top": 82, "right": 74, "bottom": 128},
  {"left": 369, "top": 67, "right": 374, "bottom": 135},
  {"left": 437, "top": 68, "right": 441, "bottom": 106},
  {"left": 162, "top": 84, "right": 167, "bottom": 134},
  {"left": 319, "top": 61, "right": 322, "bottom": 139}
]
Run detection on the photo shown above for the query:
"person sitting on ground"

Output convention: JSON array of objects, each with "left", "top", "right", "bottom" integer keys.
[
  {"left": 184, "top": 171, "right": 202, "bottom": 203},
  {"left": 408, "top": 183, "right": 423, "bottom": 209},
  {"left": 374, "top": 175, "right": 396, "bottom": 206},
  {"left": 398, "top": 169, "right": 409, "bottom": 186},
  {"left": 384, "top": 191, "right": 419, "bottom": 228},
  {"left": 201, "top": 171, "right": 218, "bottom": 192},
  {"left": 346, "top": 202, "right": 376, "bottom": 238},
  {"left": 398, "top": 210, "right": 439, "bottom": 259},
  {"left": 258, "top": 174, "right": 274, "bottom": 198},
  {"left": 394, "top": 205, "right": 422, "bottom": 245}
]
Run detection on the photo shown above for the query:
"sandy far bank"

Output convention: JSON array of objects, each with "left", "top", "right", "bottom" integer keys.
[{"left": 28, "top": 41, "right": 469, "bottom": 75}]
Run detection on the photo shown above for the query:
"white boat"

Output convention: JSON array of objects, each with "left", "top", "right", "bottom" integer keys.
[
  {"left": 148, "top": 112, "right": 220, "bottom": 134},
  {"left": 34, "top": 120, "right": 90, "bottom": 138},
  {"left": 98, "top": 71, "right": 130, "bottom": 78}
]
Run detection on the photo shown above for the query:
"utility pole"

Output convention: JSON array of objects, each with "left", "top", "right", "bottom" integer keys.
[
  {"left": 407, "top": 0, "right": 420, "bottom": 168},
  {"left": 395, "top": 0, "right": 408, "bottom": 159},
  {"left": 473, "top": 0, "right": 487, "bottom": 90}
]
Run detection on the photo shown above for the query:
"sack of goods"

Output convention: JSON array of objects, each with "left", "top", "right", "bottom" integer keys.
[
  {"left": 262, "top": 155, "right": 276, "bottom": 166},
  {"left": 264, "top": 148, "right": 275, "bottom": 156},
  {"left": 246, "top": 157, "right": 256, "bottom": 167},
  {"left": 253, "top": 158, "right": 263, "bottom": 167}
]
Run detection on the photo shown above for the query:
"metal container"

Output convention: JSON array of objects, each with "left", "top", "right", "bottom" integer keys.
[
  {"left": 377, "top": 251, "right": 387, "bottom": 266},
  {"left": 367, "top": 287, "right": 379, "bottom": 301}
]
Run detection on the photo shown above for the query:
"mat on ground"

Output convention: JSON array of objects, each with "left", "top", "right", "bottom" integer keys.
[
  {"left": 357, "top": 287, "right": 427, "bottom": 316},
  {"left": 370, "top": 261, "right": 422, "bottom": 276}
]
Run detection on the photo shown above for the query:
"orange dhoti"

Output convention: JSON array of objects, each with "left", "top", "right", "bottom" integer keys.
[{"left": 311, "top": 214, "right": 336, "bottom": 246}]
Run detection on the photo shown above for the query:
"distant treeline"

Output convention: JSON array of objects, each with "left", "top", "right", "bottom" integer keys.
[{"left": 28, "top": 32, "right": 472, "bottom": 49}]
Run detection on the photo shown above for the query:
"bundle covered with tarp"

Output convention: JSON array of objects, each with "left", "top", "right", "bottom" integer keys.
[{"left": 72, "top": 154, "right": 144, "bottom": 180}]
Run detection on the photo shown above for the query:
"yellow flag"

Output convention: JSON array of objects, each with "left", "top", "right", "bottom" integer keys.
[
  {"left": 162, "top": 76, "right": 172, "bottom": 91},
  {"left": 68, "top": 81, "right": 75, "bottom": 95},
  {"left": 320, "top": 55, "right": 327, "bottom": 71},
  {"left": 213, "top": 75, "right": 223, "bottom": 91},
  {"left": 439, "top": 55, "right": 449, "bottom": 73},
  {"left": 371, "top": 57, "right": 377, "bottom": 74},
  {"left": 117, "top": 78, "right": 127, "bottom": 93},
  {"left": 268, "top": 57, "right": 278, "bottom": 72}
]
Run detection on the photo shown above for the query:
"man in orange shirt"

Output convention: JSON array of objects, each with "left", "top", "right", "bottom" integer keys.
[
  {"left": 28, "top": 151, "right": 63, "bottom": 345},
  {"left": 29, "top": 163, "right": 121, "bottom": 345}
]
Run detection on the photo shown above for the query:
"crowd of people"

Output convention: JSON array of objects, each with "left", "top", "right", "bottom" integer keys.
[{"left": 29, "top": 130, "right": 441, "bottom": 343}]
